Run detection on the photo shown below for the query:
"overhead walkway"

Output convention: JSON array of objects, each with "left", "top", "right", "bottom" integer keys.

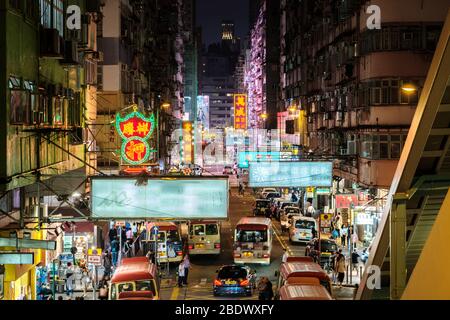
[{"left": 357, "top": 10, "right": 450, "bottom": 300}]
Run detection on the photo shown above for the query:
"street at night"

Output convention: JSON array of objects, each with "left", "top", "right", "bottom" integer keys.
[{"left": 1, "top": 0, "right": 450, "bottom": 313}]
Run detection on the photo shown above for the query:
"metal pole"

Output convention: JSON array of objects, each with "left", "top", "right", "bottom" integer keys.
[
  {"left": 119, "top": 226, "right": 122, "bottom": 265},
  {"left": 92, "top": 264, "right": 96, "bottom": 300},
  {"left": 52, "top": 259, "right": 56, "bottom": 299}
]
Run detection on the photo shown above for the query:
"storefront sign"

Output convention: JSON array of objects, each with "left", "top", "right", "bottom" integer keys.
[
  {"left": 234, "top": 94, "right": 247, "bottom": 130},
  {"left": 182, "top": 121, "right": 194, "bottom": 164},
  {"left": 91, "top": 177, "right": 229, "bottom": 219},
  {"left": 335, "top": 194, "right": 358, "bottom": 208},
  {"left": 249, "top": 162, "right": 333, "bottom": 188},
  {"left": 238, "top": 151, "right": 281, "bottom": 168},
  {"left": 87, "top": 254, "right": 102, "bottom": 266},
  {"left": 116, "top": 106, "right": 156, "bottom": 165},
  {"left": 316, "top": 187, "right": 331, "bottom": 195},
  {"left": 320, "top": 214, "right": 333, "bottom": 235},
  {"left": 356, "top": 213, "right": 373, "bottom": 225}
]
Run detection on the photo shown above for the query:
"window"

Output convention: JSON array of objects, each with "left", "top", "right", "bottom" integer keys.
[
  {"left": 52, "top": 97, "right": 63, "bottom": 125},
  {"left": 206, "top": 224, "right": 219, "bottom": 235},
  {"left": 360, "top": 134, "right": 405, "bottom": 160},
  {"left": 236, "top": 230, "right": 268, "bottom": 243},
  {"left": 135, "top": 280, "right": 156, "bottom": 295},
  {"left": 40, "top": 0, "right": 64, "bottom": 36},
  {"left": 9, "top": 0, "right": 21, "bottom": 11},
  {"left": 192, "top": 225, "right": 205, "bottom": 236},
  {"left": 10, "top": 90, "right": 27, "bottom": 124}
]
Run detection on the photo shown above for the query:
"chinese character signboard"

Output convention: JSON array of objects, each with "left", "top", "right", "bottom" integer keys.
[
  {"left": 234, "top": 94, "right": 247, "bottom": 130},
  {"left": 116, "top": 106, "right": 156, "bottom": 165},
  {"left": 182, "top": 121, "right": 194, "bottom": 164}
]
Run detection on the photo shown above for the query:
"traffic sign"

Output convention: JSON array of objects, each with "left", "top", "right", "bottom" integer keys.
[
  {"left": 151, "top": 226, "right": 159, "bottom": 235},
  {"left": 88, "top": 248, "right": 102, "bottom": 256},
  {"left": 87, "top": 255, "right": 102, "bottom": 266}
]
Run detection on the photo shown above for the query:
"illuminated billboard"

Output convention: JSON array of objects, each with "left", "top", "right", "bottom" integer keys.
[
  {"left": 197, "top": 96, "right": 210, "bottom": 130},
  {"left": 91, "top": 177, "right": 229, "bottom": 219},
  {"left": 248, "top": 162, "right": 333, "bottom": 187},
  {"left": 182, "top": 121, "right": 194, "bottom": 164},
  {"left": 234, "top": 94, "right": 247, "bottom": 130},
  {"left": 115, "top": 106, "right": 157, "bottom": 165},
  {"left": 238, "top": 151, "right": 281, "bottom": 168}
]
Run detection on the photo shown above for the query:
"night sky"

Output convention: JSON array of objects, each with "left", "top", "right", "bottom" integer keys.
[{"left": 196, "top": 0, "right": 250, "bottom": 46}]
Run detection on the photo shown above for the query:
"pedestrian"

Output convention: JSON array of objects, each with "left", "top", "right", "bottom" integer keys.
[
  {"left": 266, "top": 278, "right": 274, "bottom": 301},
  {"left": 58, "top": 296, "right": 64, "bottom": 301},
  {"left": 335, "top": 252, "right": 346, "bottom": 288},
  {"left": 351, "top": 228, "right": 359, "bottom": 250},
  {"left": 282, "top": 248, "right": 289, "bottom": 263},
  {"left": 108, "top": 226, "right": 117, "bottom": 244},
  {"left": 98, "top": 276, "right": 109, "bottom": 300},
  {"left": 351, "top": 249, "right": 360, "bottom": 275},
  {"left": 111, "top": 236, "right": 119, "bottom": 266},
  {"left": 329, "top": 251, "right": 338, "bottom": 283},
  {"left": 291, "top": 191, "right": 298, "bottom": 203},
  {"left": 146, "top": 249, "right": 156, "bottom": 264},
  {"left": 65, "top": 262, "right": 75, "bottom": 297},
  {"left": 124, "top": 239, "right": 133, "bottom": 258},
  {"left": 81, "top": 268, "right": 91, "bottom": 296},
  {"left": 183, "top": 255, "right": 191, "bottom": 285},
  {"left": 341, "top": 224, "right": 348, "bottom": 247},
  {"left": 103, "top": 250, "right": 113, "bottom": 276},
  {"left": 178, "top": 262, "right": 185, "bottom": 287},
  {"left": 238, "top": 183, "right": 244, "bottom": 196},
  {"left": 305, "top": 203, "right": 315, "bottom": 217},
  {"left": 257, "top": 277, "right": 268, "bottom": 300}
]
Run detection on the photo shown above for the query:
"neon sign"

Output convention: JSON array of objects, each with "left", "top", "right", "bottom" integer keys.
[
  {"left": 234, "top": 94, "right": 247, "bottom": 130},
  {"left": 182, "top": 121, "right": 194, "bottom": 164},
  {"left": 116, "top": 106, "right": 156, "bottom": 165}
]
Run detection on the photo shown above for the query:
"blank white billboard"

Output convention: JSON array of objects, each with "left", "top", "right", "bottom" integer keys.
[
  {"left": 249, "top": 162, "right": 333, "bottom": 188},
  {"left": 91, "top": 177, "right": 228, "bottom": 219}
]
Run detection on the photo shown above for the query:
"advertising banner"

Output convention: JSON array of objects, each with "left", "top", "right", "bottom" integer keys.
[
  {"left": 248, "top": 162, "right": 333, "bottom": 188},
  {"left": 91, "top": 177, "right": 229, "bottom": 219},
  {"left": 234, "top": 94, "right": 247, "bottom": 130},
  {"left": 238, "top": 151, "right": 281, "bottom": 168}
]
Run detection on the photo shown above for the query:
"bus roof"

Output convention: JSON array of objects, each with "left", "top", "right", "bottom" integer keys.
[
  {"left": 189, "top": 220, "right": 219, "bottom": 225},
  {"left": 146, "top": 221, "right": 178, "bottom": 231},
  {"left": 280, "top": 261, "right": 329, "bottom": 281},
  {"left": 111, "top": 258, "right": 157, "bottom": 283},
  {"left": 279, "top": 284, "right": 333, "bottom": 300},
  {"left": 286, "top": 256, "right": 314, "bottom": 263},
  {"left": 236, "top": 217, "right": 271, "bottom": 228}
]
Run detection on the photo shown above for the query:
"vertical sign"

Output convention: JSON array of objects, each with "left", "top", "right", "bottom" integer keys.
[
  {"left": 182, "top": 121, "right": 194, "bottom": 164},
  {"left": 197, "top": 95, "right": 210, "bottom": 130},
  {"left": 234, "top": 94, "right": 247, "bottom": 130}
]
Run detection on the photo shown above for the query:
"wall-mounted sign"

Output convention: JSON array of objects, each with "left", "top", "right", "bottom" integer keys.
[
  {"left": 249, "top": 162, "right": 333, "bottom": 188},
  {"left": 116, "top": 105, "right": 156, "bottom": 165},
  {"left": 234, "top": 94, "right": 247, "bottom": 130},
  {"left": 0, "top": 253, "right": 34, "bottom": 265},
  {"left": 197, "top": 96, "right": 210, "bottom": 130},
  {"left": 316, "top": 187, "right": 331, "bottom": 195},
  {"left": 182, "top": 121, "right": 194, "bottom": 164},
  {"left": 335, "top": 194, "right": 358, "bottom": 208},
  {"left": 238, "top": 151, "right": 281, "bottom": 168},
  {"left": 91, "top": 177, "right": 229, "bottom": 219}
]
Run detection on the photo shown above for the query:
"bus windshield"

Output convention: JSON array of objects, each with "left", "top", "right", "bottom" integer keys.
[{"left": 236, "top": 230, "right": 268, "bottom": 243}]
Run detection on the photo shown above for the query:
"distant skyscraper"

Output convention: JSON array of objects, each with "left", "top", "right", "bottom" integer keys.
[{"left": 221, "top": 20, "right": 235, "bottom": 41}]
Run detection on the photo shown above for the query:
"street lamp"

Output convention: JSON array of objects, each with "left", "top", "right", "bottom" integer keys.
[
  {"left": 260, "top": 113, "right": 268, "bottom": 120},
  {"left": 401, "top": 83, "right": 418, "bottom": 94},
  {"left": 288, "top": 105, "right": 297, "bottom": 113},
  {"left": 161, "top": 103, "right": 171, "bottom": 109}
]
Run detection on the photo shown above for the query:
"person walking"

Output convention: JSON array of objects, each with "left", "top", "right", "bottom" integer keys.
[
  {"left": 103, "top": 250, "right": 113, "bottom": 277},
  {"left": 257, "top": 277, "right": 269, "bottom": 300},
  {"left": 98, "top": 276, "right": 109, "bottom": 300},
  {"left": 65, "top": 262, "right": 75, "bottom": 297},
  {"left": 124, "top": 239, "right": 133, "bottom": 258},
  {"left": 341, "top": 224, "right": 348, "bottom": 247},
  {"left": 178, "top": 261, "right": 185, "bottom": 287},
  {"left": 81, "top": 268, "right": 91, "bottom": 297},
  {"left": 266, "top": 278, "right": 274, "bottom": 300},
  {"left": 351, "top": 249, "right": 360, "bottom": 276},
  {"left": 335, "top": 252, "right": 346, "bottom": 288},
  {"left": 146, "top": 249, "right": 156, "bottom": 264},
  {"left": 182, "top": 255, "right": 191, "bottom": 285},
  {"left": 238, "top": 183, "right": 244, "bottom": 196},
  {"left": 111, "top": 236, "right": 119, "bottom": 267}
]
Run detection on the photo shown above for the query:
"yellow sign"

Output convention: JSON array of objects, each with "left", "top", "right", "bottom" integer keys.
[
  {"left": 88, "top": 248, "right": 102, "bottom": 256},
  {"left": 306, "top": 187, "right": 315, "bottom": 193}
]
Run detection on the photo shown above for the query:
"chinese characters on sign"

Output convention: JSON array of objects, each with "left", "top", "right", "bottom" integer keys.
[
  {"left": 115, "top": 106, "right": 156, "bottom": 165},
  {"left": 234, "top": 94, "right": 247, "bottom": 130},
  {"left": 182, "top": 121, "right": 194, "bottom": 164}
]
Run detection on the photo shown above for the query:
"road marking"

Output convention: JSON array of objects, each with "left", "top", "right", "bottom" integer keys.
[{"left": 170, "top": 286, "right": 180, "bottom": 300}]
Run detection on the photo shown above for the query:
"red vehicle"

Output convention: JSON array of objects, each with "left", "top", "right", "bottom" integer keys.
[
  {"left": 109, "top": 257, "right": 160, "bottom": 300},
  {"left": 276, "top": 260, "right": 333, "bottom": 296},
  {"left": 278, "top": 281, "right": 333, "bottom": 300}
]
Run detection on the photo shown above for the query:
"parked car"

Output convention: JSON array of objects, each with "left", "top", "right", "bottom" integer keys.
[
  {"left": 280, "top": 207, "right": 302, "bottom": 231},
  {"left": 213, "top": 265, "right": 256, "bottom": 297},
  {"left": 260, "top": 188, "right": 278, "bottom": 198}
]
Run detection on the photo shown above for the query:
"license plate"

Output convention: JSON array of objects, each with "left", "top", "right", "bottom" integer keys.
[
  {"left": 243, "top": 252, "right": 253, "bottom": 257},
  {"left": 225, "top": 280, "right": 237, "bottom": 285},
  {"left": 196, "top": 243, "right": 205, "bottom": 248}
]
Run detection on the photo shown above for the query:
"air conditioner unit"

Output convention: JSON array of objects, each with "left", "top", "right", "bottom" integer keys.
[
  {"left": 86, "top": 0, "right": 104, "bottom": 13},
  {"left": 61, "top": 40, "right": 80, "bottom": 65},
  {"left": 40, "top": 28, "right": 63, "bottom": 58}
]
